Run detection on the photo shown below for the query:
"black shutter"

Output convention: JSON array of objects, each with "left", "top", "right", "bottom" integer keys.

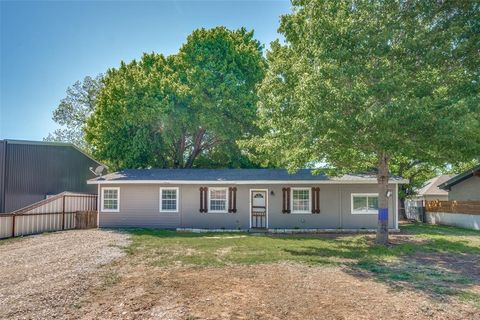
[
  {"left": 282, "top": 187, "right": 291, "bottom": 214},
  {"left": 311, "top": 187, "right": 320, "bottom": 213},
  {"left": 228, "top": 187, "right": 237, "bottom": 213},
  {"left": 287, "top": 187, "right": 291, "bottom": 213},
  {"left": 204, "top": 187, "right": 208, "bottom": 213},
  {"left": 316, "top": 187, "right": 320, "bottom": 213},
  {"left": 199, "top": 187, "right": 208, "bottom": 213},
  {"left": 311, "top": 187, "right": 316, "bottom": 213},
  {"left": 232, "top": 187, "right": 237, "bottom": 213},
  {"left": 199, "top": 187, "right": 204, "bottom": 212}
]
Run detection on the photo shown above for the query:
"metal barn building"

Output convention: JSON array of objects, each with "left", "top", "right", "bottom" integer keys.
[{"left": 0, "top": 140, "right": 104, "bottom": 213}]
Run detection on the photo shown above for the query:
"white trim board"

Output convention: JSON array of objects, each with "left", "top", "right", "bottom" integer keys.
[{"left": 88, "top": 179, "right": 409, "bottom": 185}]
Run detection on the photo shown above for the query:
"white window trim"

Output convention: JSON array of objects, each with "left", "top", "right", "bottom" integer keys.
[
  {"left": 291, "top": 187, "right": 312, "bottom": 214},
  {"left": 159, "top": 187, "right": 179, "bottom": 213},
  {"left": 208, "top": 187, "right": 229, "bottom": 213},
  {"left": 351, "top": 193, "right": 379, "bottom": 214},
  {"left": 101, "top": 187, "right": 120, "bottom": 212}
]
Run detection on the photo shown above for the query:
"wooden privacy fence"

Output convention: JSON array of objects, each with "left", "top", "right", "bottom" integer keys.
[
  {"left": 0, "top": 192, "right": 97, "bottom": 239},
  {"left": 426, "top": 200, "right": 480, "bottom": 215}
]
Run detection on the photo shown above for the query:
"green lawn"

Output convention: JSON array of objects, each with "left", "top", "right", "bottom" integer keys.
[{"left": 124, "top": 223, "right": 480, "bottom": 306}]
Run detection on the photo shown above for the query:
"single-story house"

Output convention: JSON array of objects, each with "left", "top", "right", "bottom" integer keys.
[
  {"left": 88, "top": 169, "right": 407, "bottom": 231},
  {"left": 0, "top": 139, "right": 104, "bottom": 213},
  {"left": 414, "top": 175, "right": 452, "bottom": 202},
  {"left": 439, "top": 165, "right": 480, "bottom": 201}
]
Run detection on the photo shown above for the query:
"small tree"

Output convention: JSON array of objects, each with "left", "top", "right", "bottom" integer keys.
[{"left": 247, "top": 0, "right": 480, "bottom": 244}]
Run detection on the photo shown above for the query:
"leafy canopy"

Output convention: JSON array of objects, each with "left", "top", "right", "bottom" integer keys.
[
  {"left": 85, "top": 27, "right": 266, "bottom": 170},
  {"left": 246, "top": 0, "right": 480, "bottom": 172},
  {"left": 45, "top": 75, "right": 103, "bottom": 150},
  {"left": 244, "top": 0, "right": 480, "bottom": 243}
]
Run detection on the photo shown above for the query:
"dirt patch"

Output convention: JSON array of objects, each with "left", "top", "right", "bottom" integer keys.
[
  {"left": 0, "top": 229, "right": 130, "bottom": 319},
  {"left": 78, "top": 262, "right": 480, "bottom": 320},
  {"left": 411, "top": 252, "right": 480, "bottom": 281}
]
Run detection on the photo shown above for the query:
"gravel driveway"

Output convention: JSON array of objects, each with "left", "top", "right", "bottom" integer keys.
[{"left": 0, "top": 229, "right": 130, "bottom": 320}]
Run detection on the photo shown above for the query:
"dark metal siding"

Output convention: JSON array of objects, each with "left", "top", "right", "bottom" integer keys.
[
  {"left": 2, "top": 141, "right": 101, "bottom": 212},
  {"left": 0, "top": 141, "right": 6, "bottom": 212}
]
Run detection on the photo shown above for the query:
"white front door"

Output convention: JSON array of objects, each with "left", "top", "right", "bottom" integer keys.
[{"left": 251, "top": 190, "right": 267, "bottom": 228}]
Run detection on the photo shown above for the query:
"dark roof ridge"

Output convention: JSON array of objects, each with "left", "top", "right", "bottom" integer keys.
[{"left": 439, "top": 164, "right": 480, "bottom": 190}]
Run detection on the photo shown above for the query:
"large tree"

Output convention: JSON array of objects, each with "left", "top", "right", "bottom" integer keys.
[
  {"left": 85, "top": 27, "right": 266, "bottom": 169},
  {"left": 246, "top": 0, "right": 480, "bottom": 244},
  {"left": 45, "top": 75, "right": 103, "bottom": 150}
]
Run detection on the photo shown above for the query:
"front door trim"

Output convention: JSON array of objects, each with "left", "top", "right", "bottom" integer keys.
[{"left": 249, "top": 189, "right": 268, "bottom": 229}]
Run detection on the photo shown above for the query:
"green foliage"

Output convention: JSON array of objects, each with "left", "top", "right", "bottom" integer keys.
[
  {"left": 85, "top": 27, "right": 266, "bottom": 170},
  {"left": 389, "top": 157, "right": 439, "bottom": 199},
  {"left": 243, "top": 0, "right": 480, "bottom": 242},
  {"left": 245, "top": 0, "right": 480, "bottom": 171},
  {"left": 442, "top": 159, "right": 480, "bottom": 175},
  {"left": 45, "top": 75, "right": 103, "bottom": 150}
]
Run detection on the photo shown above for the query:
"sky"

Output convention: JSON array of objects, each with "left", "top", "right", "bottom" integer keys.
[{"left": 0, "top": 0, "right": 291, "bottom": 141}]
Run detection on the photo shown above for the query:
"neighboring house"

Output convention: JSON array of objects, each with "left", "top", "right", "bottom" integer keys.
[
  {"left": 0, "top": 140, "right": 104, "bottom": 212},
  {"left": 88, "top": 169, "right": 407, "bottom": 231},
  {"left": 439, "top": 165, "right": 480, "bottom": 201},
  {"left": 414, "top": 175, "right": 453, "bottom": 201}
]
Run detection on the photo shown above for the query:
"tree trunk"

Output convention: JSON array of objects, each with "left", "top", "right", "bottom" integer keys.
[
  {"left": 376, "top": 152, "right": 390, "bottom": 245},
  {"left": 176, "top": 134, "right": 186, "bottom": 168},
  {"left": 185, "top": 128, "right": 206, "bottom": 168}
]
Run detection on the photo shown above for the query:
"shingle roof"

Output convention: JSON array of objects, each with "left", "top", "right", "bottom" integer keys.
[
  {"left": 416, "top": 175, "right": 452, "bottom": 196},
  {"left": 439, "top": 164, "right": 480, "bottom": 190},
  {"left": 88, "top": 168, "right": 408, "bottom": 184}
]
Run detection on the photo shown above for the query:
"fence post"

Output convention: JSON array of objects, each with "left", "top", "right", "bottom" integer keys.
[
  {"left": 11, "top": 214, "right": 15, "bottom": 237},
  {"left": 62, "top": 195, "right": 66, "bottom": 230}
]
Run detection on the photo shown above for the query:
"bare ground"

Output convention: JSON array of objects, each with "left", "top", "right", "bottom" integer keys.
[
  {"left": 0, "top": 230, "right": 130, "bottom": 320},
  {"left": 76, "top": 263, "right": 479, "bottom": 320},
  {"left": 1, "top": 231, "right": 479, "bottom": 320}
]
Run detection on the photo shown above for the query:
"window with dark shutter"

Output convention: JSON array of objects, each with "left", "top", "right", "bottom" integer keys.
[
  {"left": 282, "top": 187, "right": 291, "bottom": 213},
  {"left": 228, "top": 187, "right": 237, "bottom": 213},
  {"left": 199, "top": 187, "right": 208, "bottom": 213},
  {"left": 311, "top": 187, "right": 320, "bottom": 213}
]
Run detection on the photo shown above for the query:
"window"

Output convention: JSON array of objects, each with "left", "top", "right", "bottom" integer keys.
[
  {"left": 291, "top": 188, "right": 311, "bottom": 213},
  {"left": 102, "top": 187, "right": 119, "bottom": 212},
  {"left": 208, "top": 187, "right": 228, "bottom": 213},
  {"left": 351, "top": 193, "right": 379, "bottom": 214},
  {"left": 160, "top": 187, "right": 179, "bottom": 212}
]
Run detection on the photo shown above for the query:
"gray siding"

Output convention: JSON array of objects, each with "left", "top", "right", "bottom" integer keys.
[
  {"left": 99, "top": 184, "right": 180, "bottom": 228},
  {"left": 1, "top": 141, "right": 101, "bottom": 212},
  {"left": 448, "top": 176, "right": 480, "bottom": 201},
  {"left": 99, "top": 183, "right": 397, "bottom": 229}
]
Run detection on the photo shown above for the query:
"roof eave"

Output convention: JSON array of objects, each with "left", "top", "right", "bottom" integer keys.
[
  {"left": 438, "top": 165, "right": 480, "bottom": 190},
  {"left": 87, "top": 179, "right": 409, "bottom": 185}
]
